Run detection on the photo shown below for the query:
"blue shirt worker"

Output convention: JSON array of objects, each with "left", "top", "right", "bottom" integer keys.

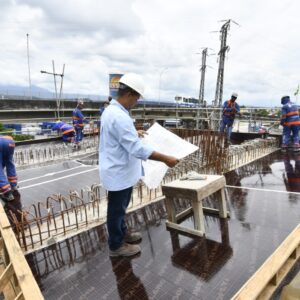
[
  {"left": 280, "top": 95, "right": 300, "bottom": 151},
  {"left": 220, "top": 92, "right": 241, "bottom": 141},
  {"left": 99, "top": 73, "right": 179, "bottom": 257},
  {"left": 0, "top": 135, "right": 22, "bottom": 225},
  {"left": 52, "top": 121, "right": 75, "bottom": 143},
  {"left": 72, "top": 100, "right": 87, "bottom": 146}
]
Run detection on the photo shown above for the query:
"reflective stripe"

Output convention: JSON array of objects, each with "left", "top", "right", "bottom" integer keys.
[
  {"left": 224, "top": 112, "right": 236, "bottom": 115},
  {"left": 286, "top": 111, "right": 299, "bottom": 117},
  {"left": 0, "top": 184, "right": 10, "bottom": 191},
  {"left": 63, "top": 129, "right": 75, "bottom": 135},
  {"left": 284, "top": 121, "right": 300, "bottom": 126},
  {"left": 0, "top": 136, "right": 13, "bottom": 140},
  {"left": 288, "top": 178, "right": 300, "bottom": 183}
]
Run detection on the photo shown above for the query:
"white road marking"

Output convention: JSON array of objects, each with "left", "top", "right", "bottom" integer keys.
[
  {"left": 19, "top": 165, "right": 86, "bottom": 183},
  {"left": 19, "top": 167, "right": 98, "bottom": 190},
  {"left": 226, "top": 185, "right": 300, "bottom": 195}
]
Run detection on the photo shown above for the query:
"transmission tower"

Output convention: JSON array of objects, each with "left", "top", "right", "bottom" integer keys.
[
  {"left": 214, "top": 20, "right": 231, "bottom": 107},
  {"left": 198, "top": 48, "right": 208, "bottom": 106}
]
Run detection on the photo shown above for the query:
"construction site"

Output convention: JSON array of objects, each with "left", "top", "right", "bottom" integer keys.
[
  {"left": 0, "top": 5, "right": 300, "bottom": 300},
  {"left": 0, "top": 125, "right": 299, "bottom": 300}
]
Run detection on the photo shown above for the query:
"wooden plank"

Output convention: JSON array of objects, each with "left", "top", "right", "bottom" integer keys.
[
  {"left": 175, "top": 207, "right": 193, "bottom": 222},
  {"left": 164, "top": 198, "right": 176, "bottom": 223},
  {"left": 191, "top": 199, "right": 205, "bottom": 233},
  {"left": 0, "top": 262, "right": 14, "bottom": 292},
  {"left": 0, "top": 227, "right": 44, "bottom": 299},
  {"left": 0, "top": 202, "right": 44, "bottom": 299},
  {"left": 0, "top": 259, "right": 17, "bottom": 300},
  {"left": 162, "top": 175, "right": 226, "bottom": 201},
  {"left": 0, "top": 209, "right": 11, "bottom": 229},
  {"left": 218, "top": 188, "right": 227, "bottom": 218},
  {"left": 166, "top": 221, "right": 204, "bottom": 237},
  {"left": 258, "top": 256, "right": 299, "bottom": 300},
  {"left": 0, "top": 237, "right": 4, "bottom": 251},
  {"left": 15, "top": 291, "right": 25, "bottom": 300},
  {"left": 231, "top": 224, "right": 300, "bottom": 300}
]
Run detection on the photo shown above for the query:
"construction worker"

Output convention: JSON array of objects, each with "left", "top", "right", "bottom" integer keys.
[
  {"left": 52, "top": 121, "right": 75, "bottom": 143},
  {"left": 220, "top": 92, "right": 242, "bottom": 142},
  {"left": 0, "top": 135, "right": 22, "bottom": 225},
  {"left": 99, "top": 73, "right": 179, "bottom": 257},
  {"left": 72, "top": 100, "right": 87, "bottom": 148},
  {"left": 280, "top": 95, "right": 300, "bottom": 152},
  {"left": 99, "top": 101, "right": 110, "bottom": 116}
]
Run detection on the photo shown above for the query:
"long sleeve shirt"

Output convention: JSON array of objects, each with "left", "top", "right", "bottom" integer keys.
[
  {"left": 52, "top": 122, "right": 75, "bottom": 135},
  {"left": 280, "top": 102, "right": 300, "bottom": 126},
  {"left": 72, "top": 107, "right": 85, "bottom": 128},
  {"left": 222, "top": 100, "right": 240, "bottom": 120},
  {"left": 99, "top": 100, "right": 154, "bottom": 191},
  {"left": 0, "top": 136, "right": 17, "bottom": 194}
]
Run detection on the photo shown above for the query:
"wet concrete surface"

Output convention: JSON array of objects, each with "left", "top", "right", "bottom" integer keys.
[{"left": 26, "top": 150, "right": 300, "bottom": 299}]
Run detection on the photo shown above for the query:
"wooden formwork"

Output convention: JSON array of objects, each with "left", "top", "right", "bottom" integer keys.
[
  {"left": 0, "top": 204, "right": 43, "bottom": 300},
  {"left": 231, "top": 224, "right": 300, "bottom": 300}
]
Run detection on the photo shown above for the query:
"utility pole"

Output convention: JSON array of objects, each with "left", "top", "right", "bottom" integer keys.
[
  {"left": 210, "top": 19, "right": 239, "bottom": 131},
  {"left": 26, "top": 33, "right": 32, "bottom": 100},
  {"left": 52, "top": 60, "right": 58, "bottom": 102},
  {"left": 198, "top": 48, "right": 208, "bottom": 106},
  {"left": 214, "top": 20, "right": 230, "bottom": 108},
  {"left": 41, "top": 62, "right": 65, "bottom": 119},
  {"left": 58, "top": 64, "right": 65, "bottom": 117}
]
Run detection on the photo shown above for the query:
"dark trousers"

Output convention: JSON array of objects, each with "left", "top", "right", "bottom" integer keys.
[
  {"left": 74, "top": 127, "right": 83, "bottom": 143},
  {"left": 107, "top": 187, "right": 133, "bottom": 250}
]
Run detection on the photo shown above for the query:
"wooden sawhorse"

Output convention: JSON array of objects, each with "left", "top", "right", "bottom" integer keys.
[{"left": 162, "top": 175, "right": 229, "bottom": 237}]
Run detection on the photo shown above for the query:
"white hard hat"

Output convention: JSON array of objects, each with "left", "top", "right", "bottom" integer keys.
[
  {"left": 119, "top": 73, "right": 145, "bottom": 97},
  {"left": 231, "top": 92, "right": 238, "bottom": 98},
  {"left": 78, "top": 99, "right": 84, "bottom": 105}
]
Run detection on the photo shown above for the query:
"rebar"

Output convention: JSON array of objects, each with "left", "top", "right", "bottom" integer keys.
[{"left": 10, "top": 129, "right": 279, "bottom": 253}]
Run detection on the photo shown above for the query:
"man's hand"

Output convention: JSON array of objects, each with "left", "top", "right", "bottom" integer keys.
[
  {"left": 137, "top": 130, "right": 148, "bottom": 138},
  {"left": 164, "top": 156, "right": 180, "bottom": 168},
  {"left": 149, "top": 151, "right": 180, "bottom": 168}
]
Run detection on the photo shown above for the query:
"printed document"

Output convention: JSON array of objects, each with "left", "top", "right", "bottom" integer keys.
[{"left": 141, "top": 123, "right": 199, "bottom": 189}]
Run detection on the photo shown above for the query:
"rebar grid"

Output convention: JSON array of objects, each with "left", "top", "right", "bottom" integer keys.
[
  {"left": 14, "top": 136, "right": 99, "bottom": 168},
  {"left": 11, "top": 130, "right": 279, "bottom": 253}
]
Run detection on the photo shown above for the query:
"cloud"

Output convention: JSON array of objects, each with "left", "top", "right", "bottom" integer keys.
[{"left": 0, "top": 0, "right": 299, "bottom": 105}]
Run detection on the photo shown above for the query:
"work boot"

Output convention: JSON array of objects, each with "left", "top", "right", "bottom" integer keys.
[
  {"left": 124, "top": 231, "right": 142, "bottom": 243},
  {"left": 281, "top": 145, "right": 288, "bottom": 152},
  {"left": 109, "top": 243, "right": 141, "bottom": 257}
]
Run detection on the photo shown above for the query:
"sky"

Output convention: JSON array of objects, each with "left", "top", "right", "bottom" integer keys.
[{"left": 0, "top": 0, "right": 300, "bottom": 106}]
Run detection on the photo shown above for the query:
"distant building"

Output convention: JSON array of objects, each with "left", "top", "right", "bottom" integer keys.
[{"left": 174, "top": 96, "right": 199, "bottom": 106}]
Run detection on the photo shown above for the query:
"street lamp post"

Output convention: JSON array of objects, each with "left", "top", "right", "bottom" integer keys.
[{"left": 158, "top": 67, "right": 168, "bottom": 104}]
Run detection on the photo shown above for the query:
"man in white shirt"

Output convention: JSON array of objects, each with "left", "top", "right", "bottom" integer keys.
[{"left": 99, "top": 73, "right": 179, "bottom": 257}]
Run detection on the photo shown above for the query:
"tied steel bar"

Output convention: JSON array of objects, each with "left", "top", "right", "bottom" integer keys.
[{"left": 9, "top": 129, "right": 279, "bottom": 253}]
